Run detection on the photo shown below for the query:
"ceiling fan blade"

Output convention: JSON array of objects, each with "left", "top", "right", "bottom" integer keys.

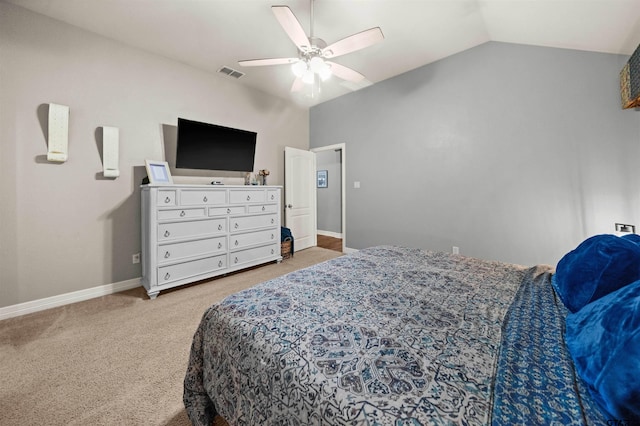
[
  {"left": 272, "top": 6, "right": 310, "bottom": 51},
  {"left": 326, "top": 61, "right": 366, "bottom": 83},
  {"left": 238, "top": 57, "right": 298, "bottom": 67},
  {"left": 322, "top": 27, "right": 384, "bottom": 59}
]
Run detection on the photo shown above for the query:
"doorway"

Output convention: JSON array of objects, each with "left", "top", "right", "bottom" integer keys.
[{"left": 311, "top": 143, "right": 346, "bottom": 253}]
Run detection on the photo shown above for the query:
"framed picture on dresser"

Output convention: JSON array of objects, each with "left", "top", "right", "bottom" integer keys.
[{"left": 145, "top": 159, "right": 173, "bottom": 185}]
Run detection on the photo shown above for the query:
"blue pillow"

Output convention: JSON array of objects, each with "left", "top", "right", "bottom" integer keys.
[
  {"left": 565, "top": 280, "right": 640, "bottom": 421},
  {"left": 622, "top": 233, "right": 640, "bottom": 245},
  {"left": 553, "top": 234, "right": 640, "bottom": 312}
]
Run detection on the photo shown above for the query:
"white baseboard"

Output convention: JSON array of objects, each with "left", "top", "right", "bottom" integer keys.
[
  {"left": 344, "top": 247, "right": 358, "bottom": 254},
  {"left": 0, "top": 278, "right": 141, "bottom": 321},
  {"left": 317, "top": 230, "right": 343, "bottom": 239}
]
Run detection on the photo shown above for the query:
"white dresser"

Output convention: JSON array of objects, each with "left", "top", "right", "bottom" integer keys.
[{"left": 141, "top": 184, "right": 282, "bottom": 299}]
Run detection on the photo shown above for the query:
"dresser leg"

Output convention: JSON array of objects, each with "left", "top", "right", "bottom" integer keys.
[{"left": 147, "top": 290, "right": 159, "bottom": 300}]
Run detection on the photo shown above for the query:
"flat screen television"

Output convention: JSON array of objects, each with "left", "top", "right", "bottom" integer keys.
[{"left": 175, "top": 118, "right": 257, "bottom": 172}]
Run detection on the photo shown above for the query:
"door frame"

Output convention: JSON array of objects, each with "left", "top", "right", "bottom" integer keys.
[{"left": 310, "top": 143, "right": 346, "bottom": 253}]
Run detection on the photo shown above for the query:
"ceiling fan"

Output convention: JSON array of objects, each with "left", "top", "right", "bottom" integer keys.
[{"left": 238, "top": 0, "right": 384, "bottom": 95}]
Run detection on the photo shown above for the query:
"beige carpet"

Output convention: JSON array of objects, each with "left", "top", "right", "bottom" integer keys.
[{"left": 0, "top": 247, "right": 341, "bottom": 426}]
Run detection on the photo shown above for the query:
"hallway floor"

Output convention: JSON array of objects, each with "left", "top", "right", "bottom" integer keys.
[{"left": 317, "top": 235, "right": 342, "bottom": 252}]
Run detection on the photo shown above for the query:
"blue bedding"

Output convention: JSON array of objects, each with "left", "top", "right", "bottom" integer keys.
[
  {"left": 184, "top": 246, "right": 609, "bottom": 425},
  {"left": 491, "top": 268, "right": 608, "bottom": 425},
  {"left": 552, "top": 234, "right": 640, "bottom": 422},
  {"left": 553, "top": 234, "right": 640, "bottom": 313}
]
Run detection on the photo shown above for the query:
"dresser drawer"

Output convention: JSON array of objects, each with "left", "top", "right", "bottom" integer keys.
[
  {"left": 230, "top": 214, "right": 277, "bottom": 233},
  {"left": 157, "top": 190, "right": 176, "bottom": 206},
  {"left": 229, "top": 189, "right": 266, "bottom": 204},
  {"left": 158, "top": 236, "right": 226, "bottom": 264},
  {"left": 158, "top": 218, "right": 226, "bottom": 241},
  {"left": 158, "top": 254, "right": 227, "bottom": 284},
  {"left": 247, "top": 204, "right": 278, "bottom": 214},
  {"left": 181, "top": 189, "right": 227, "bottom": 206},
  {"left": 229, "top": 244, "right": 279, "bottom": 267},
  {"left": 229, "top": 229, "right": 278, "bottom": 250},
  {"left": 266, "top": 190, "right": 279, "bottom": 203},
  {"left": 158, "top": 208, "right": 206, "bottom": 221},
  {"left": 209, "top": 206, "right": 245, "bottom": 216}
]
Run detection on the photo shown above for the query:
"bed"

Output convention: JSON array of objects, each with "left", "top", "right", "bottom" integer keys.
[{"left": 184, "top": 242, "right": 640, "bottom": 425}]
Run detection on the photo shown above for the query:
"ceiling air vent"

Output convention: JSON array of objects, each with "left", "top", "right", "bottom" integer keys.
[{"left": 218, "top": 66, "right": 245, "bottom": 79}]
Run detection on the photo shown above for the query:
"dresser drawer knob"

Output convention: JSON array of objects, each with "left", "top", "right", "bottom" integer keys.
[
  {"left": 218, "top": 224, "right": 223, "bottom": 231},
  {"left": 262, "top": 206, "right": 266, "bottom": 211},
  {"left": 203, "top": 196, "right": 208, "bottom": 202},
  {"left": 218, "top": 260, "right": 223, "bottom": 267},
  {"left": 271, "top": 234, "right": 274, "bottom": 239},
  {"left": 234, "top": 257, "right": 239, "bottom": 264},
  {"left": 164, "top": 197, "right": 171, "bottom": 204},
  {"left": 271, "top": 218, "right": 274, "bottom": 224},
  {"left": 164, "top": 251, "right": 170, "bottom": 258},
  {"left": 218, "top": 242, "right": 222, "bottom": 249},
  {"left": 227, "top": 208, "right": 231, "bottom": 214},
  {"left": 164, "top": 272, "right": 170, "bottom": 280},
  {"left": 235, "top": 240, "right": 239, "bottom": 246},
  {"left": 164, "top": 230, "right": 170, "bottom": 238},
  {"left": 271, "top": 248, "right": 275, "bottom": 254},
  {"left": 180, "top": 210, "right": 185, "bottom": 217},
  {"left": 234, "top": 223, "right": 239, "bottom": 229},
  {"left": 271, "top": 194, "right": 275, "bottom": 200},
  {"left": 246, "top": 195, "right": 251, "bottom": 201}
]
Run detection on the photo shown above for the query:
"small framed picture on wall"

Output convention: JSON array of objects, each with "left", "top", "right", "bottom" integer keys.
[{"left": 317, "top": 170, "right": 328, "bottom": 188}]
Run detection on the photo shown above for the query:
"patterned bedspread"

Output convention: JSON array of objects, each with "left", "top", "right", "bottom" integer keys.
[{"left": 183, "top": 246, "right": 602, "bottom": 425}]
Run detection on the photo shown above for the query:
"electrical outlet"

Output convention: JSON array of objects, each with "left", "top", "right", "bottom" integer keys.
[
  {"left": 452, "top": 246, "right": 460, "bottom": 255},
  {"left": 615, "top": 223, "right": 636, "bottom": 233},
  {"left": 132, "top": 253, "right": 141, "bottom": 264}
]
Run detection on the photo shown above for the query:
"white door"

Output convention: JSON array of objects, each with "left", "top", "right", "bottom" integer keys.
[{"left": 284, "top": 147, "right": 317, "bottom": 251}]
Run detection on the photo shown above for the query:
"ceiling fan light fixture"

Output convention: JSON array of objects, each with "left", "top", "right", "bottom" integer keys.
[
  {"left": 291, "top": 60, "right": 307, "bottom": 77},
  {"left": 302, "top": 69, "right": 315, "bottom": 84},
  {"left": 318, "top": 64, "right": 332, "bottom": 81},
  {"left": 309, "top": 56, "right": 325, "bottom": 73}
]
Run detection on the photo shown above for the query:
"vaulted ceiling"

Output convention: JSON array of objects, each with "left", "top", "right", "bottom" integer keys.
[{"left": 7, "top": 0, "right": 640, "bottom": 106}]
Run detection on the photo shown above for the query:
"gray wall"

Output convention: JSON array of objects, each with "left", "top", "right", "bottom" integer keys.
[
  {"left": 316, "top": 149, "right": 342, "bottom": 234},
  {"left": 0, "top": 2, "right": 309, "bottom": 307},
  {"left": 310, "top": 41, "right": 640, "bottom": 266}
]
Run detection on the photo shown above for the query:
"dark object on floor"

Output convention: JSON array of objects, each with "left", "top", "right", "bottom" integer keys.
[{"left": 281, "top": 227, "right": 294, "bottom": 258}]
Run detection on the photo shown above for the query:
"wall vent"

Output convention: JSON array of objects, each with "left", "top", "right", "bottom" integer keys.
[{"left": 218, "top": 66, "right": 245, "bottom": 79}]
